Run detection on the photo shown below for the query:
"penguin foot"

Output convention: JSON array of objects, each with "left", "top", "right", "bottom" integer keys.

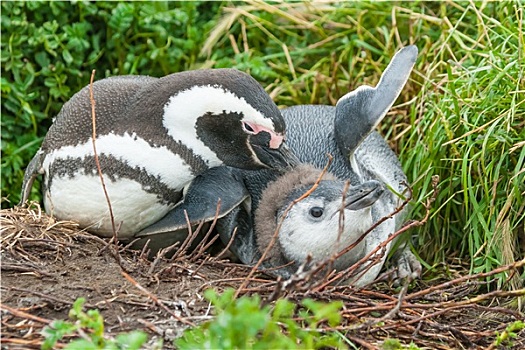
[{"left": 378, "top": 245, "right": 421, "bottom": 287}]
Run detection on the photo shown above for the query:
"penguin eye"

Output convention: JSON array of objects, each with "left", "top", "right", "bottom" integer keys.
[
  {"left": 309, "top": 207, "right": 324, "bottom": 218},
  {"left": 242, "top": 122, "right": 256, "bottom": 134}
]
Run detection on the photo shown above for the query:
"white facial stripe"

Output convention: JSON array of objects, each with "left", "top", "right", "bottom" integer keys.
[
  {"left": 245, "top": 139, "right": 266, "bottom": 168},
  {"left": 162, "top": 85, "right": 276, "bottom": 161},
  {"left": 43, "top": 133, "right": 193, "bottom": 191},
  {"left": 44, "top": 175, "right": 173, "bottom": 238}
]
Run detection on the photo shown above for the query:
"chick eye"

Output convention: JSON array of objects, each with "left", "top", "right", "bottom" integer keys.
[
  {"left": 242, "top": 122, "right": 255, "bottom": 134},
  {"left": 309, "top": 207, "right": 324, "bottom": 218}
]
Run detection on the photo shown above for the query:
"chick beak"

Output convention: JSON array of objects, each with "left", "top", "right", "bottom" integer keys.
[{"left": 344, "top": 181, "right": 384, "bottom": 211}]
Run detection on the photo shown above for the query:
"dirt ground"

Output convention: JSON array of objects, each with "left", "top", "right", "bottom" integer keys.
[{"left": 1, "top": 204, "right": 524, "bottom": 349}]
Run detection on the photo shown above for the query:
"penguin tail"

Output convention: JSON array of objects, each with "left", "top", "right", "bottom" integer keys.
[{"left": 19, "top": 149, "right": 44, "bottom": 207}]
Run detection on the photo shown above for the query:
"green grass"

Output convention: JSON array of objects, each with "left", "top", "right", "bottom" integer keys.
[
  {"left": 393, "top": 1, "right": 525, "bottom": 289},
  {"left": 1, "top": 1, "right": 524, "bottom": 289}
]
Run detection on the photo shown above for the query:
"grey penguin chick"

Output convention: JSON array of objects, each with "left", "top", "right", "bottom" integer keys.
[
  {"left": 19, "top": 69, "right": 298, "bottom": 240},
  {"left": 253, "top": 165, "right": 385, "bottom": 276},
  {"left": 163, "top": 45, "right": 421, "bottom": 286}
]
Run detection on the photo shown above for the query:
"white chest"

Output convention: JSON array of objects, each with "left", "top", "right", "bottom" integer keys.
[{"left": 44, "top": 174, "right": 174, "bottom": 238}]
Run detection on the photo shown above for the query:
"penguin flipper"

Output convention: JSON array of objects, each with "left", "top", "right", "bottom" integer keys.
[
  {"left": 19, "top": 150, "right": 45, "bottom": 206},
  {"left": 135, "top": 166, "right": 249, "bottom": 237},
  {"left": 334, "top": 45, "right": 418, "bottom": 159}
]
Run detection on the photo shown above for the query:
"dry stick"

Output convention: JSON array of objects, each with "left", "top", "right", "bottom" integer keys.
[
  {"left": 17, "top": 238, "right": 91, "bottom": 252},
  {"left": 410, "top": 288, "right": 525, "bottom": 310},
  {"left": 189, "top": 200, "right": 222, "bottom": 261},
  {"left": 1, "top": 263, "right": 59, "bottom": 278},
  {"left": 343, "top": 335, "right": 377, "bottom": 350},
  {"left": 89, "top": 70, "right": 117, "bottom": 236},
  {"left": 192, "top": 225, "right": 221, "bottom": 259},
  {"left": 266, "top": 277, "right": 285, "bottom": 303},
  {"left": 267, "top": 255, "right": 315, "bottom": 302},
  {"left": 322, "top": 179, "right": 351, "bottom": 280},
  {"left": 191, "top": 217, "right": 238, "bottom": 275},
  {"left": 5, "top": 287, "right": 95, "bottom": 309},
  {"left": 97, "top": 222, "right": 123, "bottom": 255},
  {"left": 121, "top": 271, "right": 195, "bottom": 327},
  {"left": 189, "top": 215, "right": 230, "bottom": 274},
  {"left": 148, "top": 240, "right": 183, "bottom": 275},
  {"left": 88, "top": 70, "right": 121, "bottom": 266},
  {"left": 120, "top": 237, "right": 142, "bottom": 252},
  {"left": 215, "top": 226, "right": 239, "bottom": 260},
  {"left": 146, "top": 217, "right": 206, "bottom": 270},
  {"left": 412, "top": 309, "right": 426, "bottom": 337},
  {"left": 404, "top": 257, "right": 525, "bottom": 302},
  {"left": 1, "top": 338, "right": 63, "bottom": 349},
  {"left": 335, "top": 286, "right": 525, "bottom": 315},
  {"left": 235, "top": 154, "right": 334, "bottom": 298},
  {"left": 259, "top": 259, "right": 296, "bottom": 273},
  {"left": 191, "top": 255, "right": 213, "bottom": 276},
  {"left": 268, "top": 256, "right": 314, "bottom": 302},
  {"left": 138, "top": 239, "right": 152, "bottom": 259},
  {"left": 378, "top": 290, "right": 525, "bottom": 332},
  {"left": 346, "top": 277, "right": 524, "bottom": 324},
  {"left": 0, "top": 303, "right": 51, "bottom": 324},
  {"left": 170, "top": 212, "right": 205, "bottom": 261},
  {"left": 197, "top": 277, "right": 272, "bottom": 292},
  {"left": 366, "top": 279, "right": 410, "bottom": 325},
  {"left": 337, "top": 180, "right": 350, "bottom": 244}
]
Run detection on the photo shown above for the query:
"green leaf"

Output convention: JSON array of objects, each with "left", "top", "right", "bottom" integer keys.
[
  {"left": 114, "top": 331, "right": 149, "bottom": 350},
  {"left": 62, "top": 49, "right": 73, "bottom": 64},
  {"left": 64, "top": 339, "right": 98, "bottom": 350}
]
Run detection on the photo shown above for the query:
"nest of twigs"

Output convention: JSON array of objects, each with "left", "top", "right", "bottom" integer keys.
[{"left": 1, "top": 203, "right": 524, "bottom": 349}]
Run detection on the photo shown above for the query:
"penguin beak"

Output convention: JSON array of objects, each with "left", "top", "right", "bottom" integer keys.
[
  {"left": 253, "top": 142, "right": 300, "bottom": 169},
  {"left": 344, "top": 181, "right": 384, "bottom": 210}
]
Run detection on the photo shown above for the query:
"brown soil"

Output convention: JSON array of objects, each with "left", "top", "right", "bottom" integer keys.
[{"left": 1, "top": 204, "right": 524, "bottom": 349}]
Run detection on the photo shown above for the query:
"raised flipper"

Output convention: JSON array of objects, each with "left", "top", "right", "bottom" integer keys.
[
  {"left": 19, "top": 150, "right": 45, "bottom": 206},
  {"left": 135, "top": 166, "right": 250, "bottom": 237},
  {"left": 334, "top": 45, "right": 418, "bottom": 160}
]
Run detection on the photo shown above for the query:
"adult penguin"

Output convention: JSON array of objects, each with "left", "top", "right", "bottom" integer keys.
[{"left": 20, "top": 69, "right": 298, "bottom": 243}]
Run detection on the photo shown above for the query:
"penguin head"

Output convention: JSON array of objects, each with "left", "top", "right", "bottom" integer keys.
[
  {"left": 276, "top": 180, "right": 383, "bottom": 266},
  {"left": 255, "top": 165, "right": 384, "bottom": 269},
  {"left": 161, "top": 69, "right": 299, "bottom": 170}
]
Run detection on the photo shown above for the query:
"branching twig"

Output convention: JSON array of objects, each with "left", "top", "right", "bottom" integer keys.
[
  {"left": 121, "top": 271, "right": 195, "bottom": 327},
  {"left": 189, "top": 200, "right": 222, "bottom": 262},
  {"left": 404, "top": 257, "right": 525, "bottom": 302},
  {"left": 169, "top": 212, "right": 205, "bottom": 261}
]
